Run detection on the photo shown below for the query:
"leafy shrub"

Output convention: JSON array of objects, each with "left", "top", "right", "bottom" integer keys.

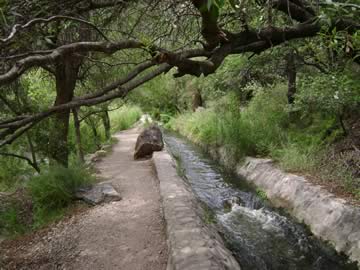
[
  {"left": 110, "top": 105, "right": 142, "bottom": 132},
  {"left": 28, "top": 165, "right": 94, "bottom": 227},
  {"left": 272, "top": 143, "right": 319, "bottom": 172},
  {"left": 296, "top": 72, "right": 360, "bottom": 119},
  {"left": 240, "top": 83, "right": 289, "bottom": 154},
  {"left": 0, "top": 204, "right": 28, "bottom": 236},
  {"left": 168, "top": 81, "right": 359, "bottom": 196},
  {"left": 0, "top": 149, "right": 33, "bottom": 192},
  {"left": 169, "top": 83, "right": 289, "bottom": 160}
]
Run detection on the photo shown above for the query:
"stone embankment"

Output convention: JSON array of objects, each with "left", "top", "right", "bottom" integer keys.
[{"left": 152, "top": 150, "right": 241, "bottom": 270}]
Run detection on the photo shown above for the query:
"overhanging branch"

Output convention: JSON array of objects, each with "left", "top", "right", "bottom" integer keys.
[
  {"left": 0, "top": 40, "right": 144, "bottom": 87},
  {"left": 0, "top": 15, "right": 109, "bottom": 44}
]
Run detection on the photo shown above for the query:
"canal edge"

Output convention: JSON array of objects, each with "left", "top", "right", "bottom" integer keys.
[{"left": 152, "top": 149, "right": 241, "bottom": 270}]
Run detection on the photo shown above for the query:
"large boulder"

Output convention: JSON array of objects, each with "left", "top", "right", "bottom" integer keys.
[{"left": 134, "top": 125, "right": 164, "bottom": 159}]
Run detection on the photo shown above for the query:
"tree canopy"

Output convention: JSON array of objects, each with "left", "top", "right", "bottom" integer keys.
[{"left": 0, "top": 0, "right": 359, "bottom": 150}]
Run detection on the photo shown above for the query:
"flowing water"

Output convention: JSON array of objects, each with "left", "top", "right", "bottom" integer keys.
[{"left": 164, "top": 132, "right": 358, "bottom": 270}]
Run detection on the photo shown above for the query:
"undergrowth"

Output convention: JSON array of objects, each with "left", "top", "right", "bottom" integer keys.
[
  {"left": 0, "top": 165, "right": 95, "bottom": 236},
  {"left": 0, "top": 204, "right": 28, "bottom": 236},
  {"left": 168, "top": 83, "right": 360, "bottom": 197},
  {"left": 28, "top": 165, "right": 95, "bottom": 228},
  {"left": 110, "top": 105, "right": 142, "bottom": 132}
]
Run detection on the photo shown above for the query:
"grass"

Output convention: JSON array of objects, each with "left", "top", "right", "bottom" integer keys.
[
  {"left": 66, "top": 104, "right": 142, "bottom": 156},
  {"left": 202, "top": 204, "right": 217, "bottom": 224},
  {"left": 256, "top": 188, "right": 268, "bottom": 201},
  {"left": 0, "top": 164, "right": 95, "bottom": 236},
  {"left": 168, "top": 83, "right": 359, "bottom": 198},
  {"left": 0, "top": 204, "right": 28, "bottom": 236},
  {"left": 168, "top": 84, "right": 289, "bottom": 161},
  {"left": 272, "top": 143, "right": 319, "bottom": 172},
  {"left": 110, "top": 105, "right": 142, "bottom": 132},
  {"left": 28, "top": 165, "right": 95, "bottom": 228}
]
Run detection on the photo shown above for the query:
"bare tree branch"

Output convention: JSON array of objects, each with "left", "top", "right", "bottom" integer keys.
[
  {"left": 0, "top": 40, "right": 144, "bottom": 86},
  {"left": 0, "top": 152, "right": 40, "bottom": 172},
  {"left": 1, "top": 15, "right": 109, "bottom": 44},
  {"left": 0, "top": 64, "right": 170, "bottom": 147}
]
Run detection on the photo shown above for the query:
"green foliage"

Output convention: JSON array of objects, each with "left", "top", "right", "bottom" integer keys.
[
  {"left": 109, "top": 105, "right": 142, "bottom": 132},
  {"left": 28, "top": 165, "right": 94, "bottom": 228},
  {"left": 202, "top": 203, "right": 217, "bottom": 224},
  {"left": 355, "top": 189, "right": 360, "bottom": 200},
  {"left": 168, "top": 79, "right": 359, "bottom": 196},
  {"left": 0, "top": 204, "right": 28, "bottom": 236},
  {"left": 256, "top": 188, "right": 268, "bottom": 201},
  {"left": 272, "top": 143, "right": 319, "bottom": 172},
  {"left": 169, "top": 83, "right": 289, "bottom": 160},
  {"left": 296, "top": 71, "right": 360, "bottom": 117},
  {"left": 207, "top": 0, "right": 225, "bottom": 10},
  {"left": 0, "top": 159, "right": 27, "bottom": 191},
  {"left": 128, "top": 74, "right": 186, "bottom": 118},
  {"left": 240, "top": 83, "right": 289, "bottom": 154},
  {"left": 67, "top": 104, "right": 141, "bottom": 157}
]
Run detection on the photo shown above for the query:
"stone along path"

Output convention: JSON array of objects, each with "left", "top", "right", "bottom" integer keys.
[{"left": 0, "top": 127, "right": 168, "bottom": 270}]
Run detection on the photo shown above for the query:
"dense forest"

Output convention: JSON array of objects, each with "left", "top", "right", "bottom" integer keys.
[{"left": 0, "top": 0, "right": 359, "bottom": 238}]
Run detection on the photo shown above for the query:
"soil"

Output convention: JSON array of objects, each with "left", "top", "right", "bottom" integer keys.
[{"left": 0, "top": 127, "right": 168, "bottom": 270}]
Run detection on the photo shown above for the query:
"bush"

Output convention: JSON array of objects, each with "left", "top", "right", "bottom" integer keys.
[
  {"left": 295, "top": 72, "right": 360, "bottom": 120},
  {"left": 0, "top": 204, "right": 28, "bottom": 236},
  {"left": 28, "top": 165, "right": 94, "bottom": 227},
  {"left": 110, "top": 105, "right": 142, "bottom": 132},
  {"left": 0, "top": 151, "right": 33, "bottom": 192},
  {"left": 272, "top": 143, "right": 319, "bottom": 172},
  {"left": 240, "top": 83, "right": 289, "bottom": 154},
  {"left": 169, "top": 83, "right": 289, "bottom": 160}
]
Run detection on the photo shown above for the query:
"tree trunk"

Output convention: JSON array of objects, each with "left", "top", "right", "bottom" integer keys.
[
  {"left": 73, "top": 108, "right": 85, "bottom": 163},
  {"left": 102, "top": 110, "right": 111, "bottom": 141},
  {"left": 26, "top": 134, "right": 40, "bottom": 173},
  {"left": 286, "top": 50, "right": 297, "bottom": 104},
  {"left": 192, "top": 89, "right": 203, "bottom": 112},
  {"left": 48, "top": 57, "right": 80, "bottom": 167},
  {"left": 87, "top": 117, "right": 101, "bottom": 150}
]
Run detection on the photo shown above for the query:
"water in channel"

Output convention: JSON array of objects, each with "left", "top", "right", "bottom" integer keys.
[{"left": 164, "top": 132, "right": 358, "bottom": 270}]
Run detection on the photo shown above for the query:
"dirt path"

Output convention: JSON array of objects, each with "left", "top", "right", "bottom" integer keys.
[{"left": 0, "top": 127, "right": 168, "bottom": 270}]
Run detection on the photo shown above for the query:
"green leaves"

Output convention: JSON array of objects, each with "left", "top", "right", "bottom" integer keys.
[{"left": 207, "top": 0, "right": 226, "bottom": 10}]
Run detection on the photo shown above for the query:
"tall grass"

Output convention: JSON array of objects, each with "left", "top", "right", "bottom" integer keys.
[
  {"left": 28, "top": 165, "right": 95, "bottom": 228},
  {"left": 0, "top": 204, "right": 28, "bottom": 236},
  {"left": 168, "top": 83, "right": 359, "bottom": 196},
  {"left": 110, "top": 105, "right": 142, "bottom": 132},
  {"left": 67, "top": 104, "right": 142, "bottom": 156},
  {"left": 1, "top": 164, "right": 94, "bottom": 235},
  {"left": 169, "top": 83, "right": 289, "bottom": 161}
]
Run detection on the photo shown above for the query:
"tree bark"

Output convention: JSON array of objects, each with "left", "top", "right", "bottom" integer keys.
[
  {"left": 48, "top": 56, "right": 80, "bottom": 166},
  {"left": 286, "top": 50, "right": 297, "bottom": 104},
  {"left": 26, "top": 134, "right": 40, "bottom": 173},
  {"left": 72, "top": 108, "right": 85, "bottom": 163},
  {"left": 102, "top": 110, "right": 111, "bottom": 141},
  {"left": 87, "top": 117, "right": 101, "bottom": 150}
]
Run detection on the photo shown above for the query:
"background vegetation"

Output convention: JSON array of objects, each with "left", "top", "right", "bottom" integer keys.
[
  {"left": 131, "top": 49, "right": 360, "bottom": 199},
  {"left": 0, "top": 0, "right": 359, "bottom": 239}
]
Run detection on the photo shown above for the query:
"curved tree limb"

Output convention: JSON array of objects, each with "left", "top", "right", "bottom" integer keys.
[
  {"left": 1, "top": 15, "right": 109, "bottom": 44},
  {"left": 0, "top": 40, "right": 144, "bottom": 86},
  {"left": 0, "top": 152, "right": 40, "bottom": 172},
  {"left": 0, "top": 63, "right": 170, "bottom": 147}
]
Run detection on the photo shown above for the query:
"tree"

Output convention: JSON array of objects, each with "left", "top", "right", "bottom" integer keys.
[{"left": 0, "top": 0, "right": 358, "bottom": 162}]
